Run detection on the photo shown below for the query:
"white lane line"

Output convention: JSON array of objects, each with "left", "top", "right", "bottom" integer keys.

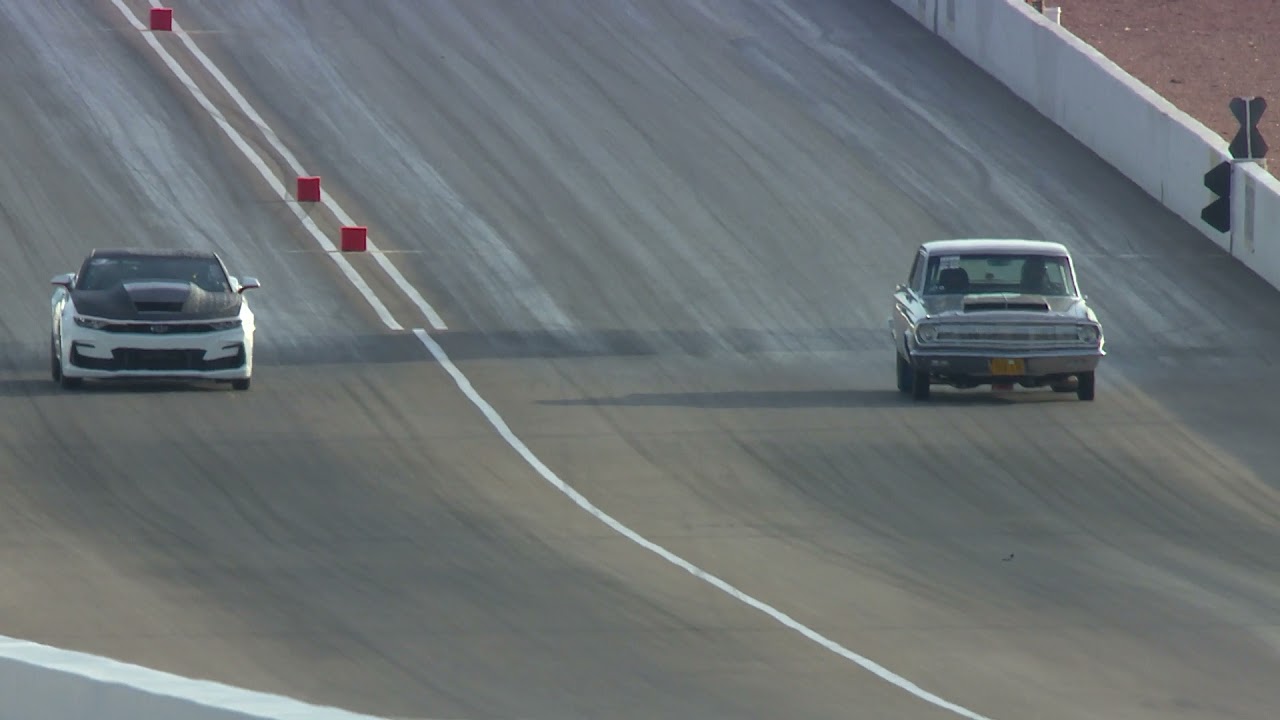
[
  {"left": 0, "top": 635, "right": 396, "bottom": 719},
  {"left": 106, "top": 1, "right": 995, "bottom": 718},
  {"left": 144, "top": 0, "right": 449, "bottom": 332},
  {"left": 106, "top": 0, "right": 403, "bottom": 332},
  {"left": 413, "top": 331, "right": 995, "bottom": 720}
]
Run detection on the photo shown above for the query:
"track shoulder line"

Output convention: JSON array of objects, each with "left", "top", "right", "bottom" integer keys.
[{"left": 0, "top": 635, "right": 397, "bottom": 719}]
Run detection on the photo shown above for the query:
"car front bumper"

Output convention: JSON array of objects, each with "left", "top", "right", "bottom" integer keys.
[
  {"left": 61, "top": 323, "right": 253, "bottom": 380},
  {"left": 911, "top": 347, "right": 1103, "bottom": 382}
]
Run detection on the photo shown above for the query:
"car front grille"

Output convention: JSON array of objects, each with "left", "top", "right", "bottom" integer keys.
[
  {"left": 71, "top": 343, "right": 245, "bottom": 372},
  {"left": 97, "top": 322, "right": 228, "bottom": 334},
  {"left": 926, "top": 323, "right": 1096, "bottom": 348},
  {"left": 937, "top": 326, "right": 1077, "bottom": 343}
]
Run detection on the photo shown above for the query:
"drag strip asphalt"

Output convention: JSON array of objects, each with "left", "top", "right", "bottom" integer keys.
[{"left": 2, "top": 1, "right": 1280, "bottom": 719}]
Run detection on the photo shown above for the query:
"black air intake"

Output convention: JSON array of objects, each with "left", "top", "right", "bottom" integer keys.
[
  {"left": 964, "top": 300, "right": 1050, "bottom": 312},
  {"left": 134, "top": 301, "right": 185, "bottom": 312}
]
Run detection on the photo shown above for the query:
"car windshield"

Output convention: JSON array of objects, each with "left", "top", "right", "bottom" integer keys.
[
  {"left": 923, "top": 253, "right": 1076, "bottom": 296},
  {"left": 77, "top": 255, "right": 230, "bottom": 293}
]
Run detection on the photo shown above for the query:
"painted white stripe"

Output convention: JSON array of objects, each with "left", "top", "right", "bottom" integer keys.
[
  {"left": 0, "top": 635, "right": 393, "bottom": 719},
  {"left": 106, "top": 0, "right": 403, "bottom": 332},
  {"left": 412, "top": 330, "right": 995, "bottom": 720},
  {"left": 145, "top": 0, "right": 449, "bottom": 332},
  {"left": 94, "top": 2, "right": 998, "bottom": 719}
]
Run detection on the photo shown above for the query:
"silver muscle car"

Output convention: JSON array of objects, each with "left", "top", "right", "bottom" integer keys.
[{"left": 889, "top": 239, "right": 1105, "bottom": 401}]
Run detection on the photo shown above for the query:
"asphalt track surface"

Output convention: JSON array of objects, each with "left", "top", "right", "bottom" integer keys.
[{"left": 2, "top": 1, "right": 1280, "bottom": 719}]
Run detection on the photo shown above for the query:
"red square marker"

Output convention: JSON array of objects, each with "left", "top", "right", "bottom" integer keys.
[
  {"left": 340, "top": 226, "right": 367, "bottom": 252},
  {"left": 150, "top": 7, "right": 173, "bottom": 31},
  {"left": 296, "top": 176, "right": 321, "bottom": 202}
]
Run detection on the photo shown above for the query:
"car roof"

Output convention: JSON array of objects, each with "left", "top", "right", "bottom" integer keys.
[
  {"left": 88, "top": 247, "right": 222, "bottom": 260},
  {"left": 920, "top": 238, "right": 1071, "bottom": 256}
]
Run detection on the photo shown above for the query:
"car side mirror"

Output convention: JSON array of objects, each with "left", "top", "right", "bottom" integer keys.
[
  {"left": 237, "top": 277, "right": 261, "bottom": 293},
  {"left": 895, "top": 283, "right": 908, "bottom": 294},
  {"left": 51, "top": 272, "right": 75, "bottom": 288}
]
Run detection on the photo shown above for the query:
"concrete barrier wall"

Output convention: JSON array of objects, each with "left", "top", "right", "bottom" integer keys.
[
  {"left": 1233, "top": 162, "right": 1280, "bottom": 289},
  {"left": 886, "top": 0, "right": 1275, "bottom": 274},
  {"left": 0, "top": 635, "right": 382, "bottom": 720}
]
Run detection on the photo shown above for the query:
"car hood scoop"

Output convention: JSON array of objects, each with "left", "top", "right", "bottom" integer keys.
[
  {"left": 924, "top": 293, "right": 1084, "bottom": 318},
  {"left": 962, "top": 294, "right": 1051, "bottom": 313},
  {"left": 72, "top": 281, "right": 241, "bottom": 320},
  {"left": 123, "top": 281, "right": 192, "bottom": 312}
]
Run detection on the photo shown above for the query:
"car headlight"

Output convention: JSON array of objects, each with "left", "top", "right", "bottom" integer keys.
[
  {"left": 73, "top": 316, "right": 110, "bottom": 330},
  {"left": 1076, "top": 324, "right": 1100, "bottom": 343},
  {"left": 209, "top": 319, "right": 243, "bottom": 331},
  {"left": 916, "top": 323, "right": 939, "bottom": 343}
]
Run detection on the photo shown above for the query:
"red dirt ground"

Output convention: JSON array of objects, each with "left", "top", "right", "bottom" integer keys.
[{"left": 1047, "top": 0, "right": 1280, "bottom": 149}]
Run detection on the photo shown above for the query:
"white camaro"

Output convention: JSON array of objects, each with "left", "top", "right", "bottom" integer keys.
[{"left": 51, "top": 248, "right": 261, "bottom": 390}]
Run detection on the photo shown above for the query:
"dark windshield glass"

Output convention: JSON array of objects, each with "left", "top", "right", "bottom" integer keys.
[
  {"left": 77, "top": 255, "right": 230, "bottom": 293},
  {"left": 923, "top": 253, "right": 1076, "bottom": 296}
]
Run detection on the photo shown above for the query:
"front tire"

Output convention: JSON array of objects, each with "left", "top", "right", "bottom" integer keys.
[
  {"left": 911, "top": 367, "right": 931, "bottom": 401},
  {"left": 1076, "top": 371, "right": 1095, "bottom": 401},
  {"left": 50, "top": 335, "right": 61, "bottom": 382},
  {"left": 896, "top": 353, "right": 913, "bottom": 393},
  {"left": 52, "top": 334, "right": 81, "bottom": 388},
  {"left": 231, "top": 378, "right": 251, "bottom": 391}
]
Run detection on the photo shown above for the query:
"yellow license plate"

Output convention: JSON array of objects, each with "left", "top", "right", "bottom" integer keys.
[{"left": 990, "top": 358, "right": 1025, "bottom": 375}]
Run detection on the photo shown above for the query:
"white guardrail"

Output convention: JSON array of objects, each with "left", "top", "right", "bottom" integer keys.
[{"left": 887, "top": 0, "right": 1280, "bottom": 291}]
